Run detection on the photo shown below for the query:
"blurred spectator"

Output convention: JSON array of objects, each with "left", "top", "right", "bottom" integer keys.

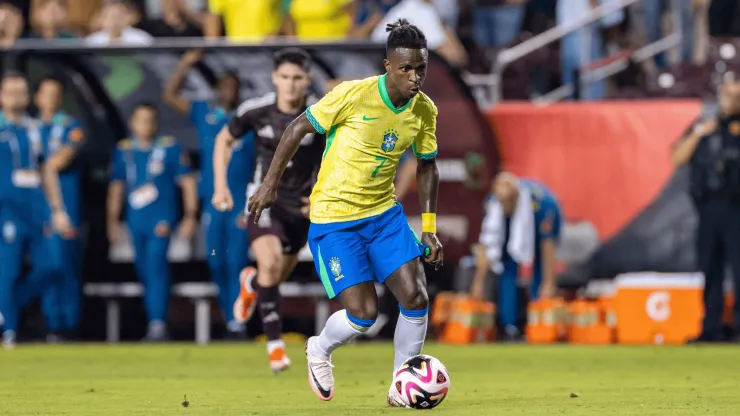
[
  {"left": 30, "top": 0, "right": 76, "bottom": 40},
  {"left": 2, "top": 0, "right": 29, "bottom": 26},
  {"left": 0, "top": 3, "right": 24, "bottom": 47},
  {"left": 432, "top": 0, "right": 459, "bottom": 31},
  {"left": 473, "top": 0, "right": 526, "bottom": 50},
  {"left": 707, "top": 0, "right": 740, "bottom": 37},
  {"left": 64, "top": 0, "right": 102, "bottom": 36},
  {"left": 282, "top": 0, "right": 358, "bottom": 40},
  {"left": 86, "top": 0, "right": 154, "bottom": 46},
  {"left": 146, "top": 0, "right": 205, "bottom": 21},
  {"left": 638, "top": 0, "right": 694, "bottom": 67},
  {"left": 205, "top": 0, "right": 282, "bottom": 41},
  {"left": 138, "top": 0, "right": 203, "bottom": 37},
  {"left": 107, "top": 103, "right": 198, "bottom": 342},
  {"left": 371, "top": 0, "right": 468, "bottom": 67},
  {"left": 355, "top": 0, "right": 398, "bottom": 30},
  {"left": 522, "top": 0, "right": 557, "bottom": 34},
  {"left": 557, "top": 0, "right": 624, "bottom": 100},
  {"left": 692, "top": 0, "right": 710, "bottom": 64}
]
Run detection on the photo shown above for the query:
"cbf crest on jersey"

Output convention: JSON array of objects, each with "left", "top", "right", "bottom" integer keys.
[
  {"left": 382, "top": 129, "right": 399, "bottom": 153},
  {"left": 329, "top": 257, "right": 344, "bottom": 281}
]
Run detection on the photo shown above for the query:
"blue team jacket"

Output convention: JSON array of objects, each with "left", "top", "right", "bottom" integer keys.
[
  {"left": 190, "top": 101, "right": 254, "bottom": 206},
  {"left": 0, "top": 112, "right": 49, "bottom": 226},
  {"left": 110, "top": 136, "right": 192, "bottom": 233},
  {"left": 40, "top": 112, "right": 84, "bottom": 227}
]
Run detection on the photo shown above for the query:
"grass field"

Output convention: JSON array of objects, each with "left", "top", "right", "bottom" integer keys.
[{"left": 1, "top": 342, "right": 739, "bottom": 415}]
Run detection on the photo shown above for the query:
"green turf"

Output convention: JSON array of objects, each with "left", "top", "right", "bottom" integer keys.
[{"left": 0, "top": 342, "right": 738, "bottom": 415}]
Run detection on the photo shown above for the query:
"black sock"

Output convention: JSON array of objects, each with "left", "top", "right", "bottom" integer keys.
[
  {"left": 258, "top": 285, "right": 283, "bottom": 341},
  {"left": 249, "top": 274, "right": 261, "bottom": 292}
]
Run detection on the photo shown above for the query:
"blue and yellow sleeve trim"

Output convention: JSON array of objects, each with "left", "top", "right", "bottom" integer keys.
[{"left": 305, "top": 107, "right": 326, "bottom": 135}]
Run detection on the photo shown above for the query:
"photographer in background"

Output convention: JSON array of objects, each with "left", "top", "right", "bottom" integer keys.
[{"left": 672, "top": 81, "right": 740, "bottom": 343}]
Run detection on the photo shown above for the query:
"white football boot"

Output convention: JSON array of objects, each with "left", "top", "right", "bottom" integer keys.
[
  {"left": 387, "top": 383, "right": 410, "bottom": 408},
  {"left": 2, "top": 330, "right": 16, "bottom": 350},
  {"left": 305, "top": 336, "right": 335, "bottom": 401}
]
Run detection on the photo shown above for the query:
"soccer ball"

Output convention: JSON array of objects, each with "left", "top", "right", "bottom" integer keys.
[{"left": 392, "top": 354, "right": 450, "bottom": 409}]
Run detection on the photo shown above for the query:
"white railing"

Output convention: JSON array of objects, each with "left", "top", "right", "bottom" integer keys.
[
  {"left": 467, "top": 0, "right": 686, "bottom": 107},
  {"left": 5, "top": 36, "right": 380, "bottom": 51},
  {"left": 535, "top": 32, "right": 682, "bottom": 104}
]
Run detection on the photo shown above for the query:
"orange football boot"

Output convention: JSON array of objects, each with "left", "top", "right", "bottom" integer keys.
[
  {"left": 233, "top": 267, "right": 258, "bottom": 323},
  {"left": 269, "top": 345, "right": 291, "bottom": 373}
]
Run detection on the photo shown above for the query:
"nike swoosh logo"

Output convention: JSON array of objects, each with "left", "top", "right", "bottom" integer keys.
[
  {"left": 309, "top": 366, "right": 333, "bottom": 398},
  {"left": 362, "top": 115, "right": 379, "bottom": 121}
]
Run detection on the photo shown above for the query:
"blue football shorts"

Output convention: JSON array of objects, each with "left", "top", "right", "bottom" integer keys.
[{"left": 307, "top": 203, "right": 425, "bottom": 299}]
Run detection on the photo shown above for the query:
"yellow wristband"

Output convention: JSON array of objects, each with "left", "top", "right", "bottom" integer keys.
[{"left": 421, "top": 213, "right": 436, "bottom": 233}]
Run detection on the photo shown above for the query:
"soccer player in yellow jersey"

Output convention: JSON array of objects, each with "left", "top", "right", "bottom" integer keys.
[{"left": 246, "top": 19, "right": 443, "bottom": 406}]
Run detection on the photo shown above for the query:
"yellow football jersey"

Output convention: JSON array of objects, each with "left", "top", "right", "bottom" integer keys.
[
  {"left": 306, "top": 74, "right": 438, "bottom": 224},
  {"left": 209, "top": 0, "right": 282, "bottom": 40}
]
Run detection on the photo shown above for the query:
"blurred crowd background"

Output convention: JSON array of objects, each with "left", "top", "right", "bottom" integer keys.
[
  {"left": 1, "top": 0, "right": 739, "bottom": 347},
  {"left": 1, "top": 0, "right": 736, "bottom": 99}
]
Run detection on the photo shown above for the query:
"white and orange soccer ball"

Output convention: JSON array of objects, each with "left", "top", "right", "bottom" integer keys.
[{"left": 391, "top": 354, "right": 450, "bottom": 409}]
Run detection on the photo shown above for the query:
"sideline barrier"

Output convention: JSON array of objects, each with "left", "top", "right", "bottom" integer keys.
[{"left": 487, "top": 101, "right": 701, "bottom": 241}]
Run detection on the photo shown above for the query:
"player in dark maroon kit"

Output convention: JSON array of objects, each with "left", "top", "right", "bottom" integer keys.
[{"left": 212, "top": 48, "right": 324, "bottom": 372}]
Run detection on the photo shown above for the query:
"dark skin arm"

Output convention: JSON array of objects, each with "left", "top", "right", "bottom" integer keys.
[
  {"left": 672, "top": 118, "right": 715, "bottom": 167},
  {"left": 204, "top": 12, "right": 222, "bottom": 39},
  {"left": 417, "top": 158, "right": 443, "bottom": 269},
  {"left": 162, "top": 49, "right": 203, "bottom": 115},
  {"left": 247, "top": 113, "right": 315, "bottom": 221}
]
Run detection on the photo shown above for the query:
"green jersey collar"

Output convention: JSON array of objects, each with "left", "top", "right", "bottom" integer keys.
[{"left": 378, "top": 74, "right": 414, "bottom": 114}]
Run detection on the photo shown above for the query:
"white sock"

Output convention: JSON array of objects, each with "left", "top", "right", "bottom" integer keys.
[
  {"left": 393, "top": 307, "right": 428, "bottom": 372},
  {"left": 148, "top": 320, "right": 166, "bottom": 335},
  {"left": 227, "top": 320, "right": 244, "bottom": 332},
  {"left": 267, "top": 339, "right": 285, "bottom": 355},
  {"left": 309, "top": 310, "right": 374, "bottom": 358}
]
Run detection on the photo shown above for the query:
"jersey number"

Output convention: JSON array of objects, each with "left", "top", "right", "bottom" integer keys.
[{"left": 371, "top": 156, "right": 387, "bottom": 178}]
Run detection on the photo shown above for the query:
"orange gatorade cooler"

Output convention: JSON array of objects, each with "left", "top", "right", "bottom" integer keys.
[
  {"left": 614, "top": 272, "right": 702, "bottom": 345},
  {"left": 431, "top": 291, "right": 457, "bottom": 328},
  {"left": 585, "top": 299, "right": 612, "bottom": 344},
  {"left": 526, "top": 299, "right": 559, "bottom": 344},
  {"left": 724, "top": 293, "right": 734, "bottom": 327},
  {"left": 567, "top": 299, "right": 590, "bottom": 344},
  {"left": 554, "top": 298, "right": 568, "bottom": 341},
  {"left": 475, "top": 301, "right": 496, "bottom": 343},
  {"left": 525, "top": 299, "right": 542, "bottom": 343},
  {"left": 598, "top": 297, "right": 617, "bottom": 343},
  {"left": 441, "top": 297, "right": 478, "bottom": 344},
  {"left": 540, "top": 298, "right": 559, "bottom": 344}
]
